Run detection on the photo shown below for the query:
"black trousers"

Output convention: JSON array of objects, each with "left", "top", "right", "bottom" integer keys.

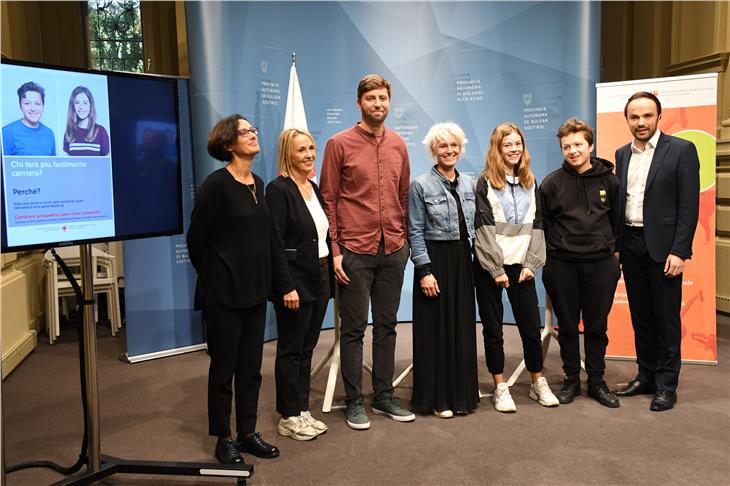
[
  {"left": 339, "top": 241, "right": 409, "bottom": 403},
  {"left": 474, "top": 262, "right": 543, "bottom": 375},
  {"left": 274, "top": 261, "right": 330, "bottom": 417},
  {"left": 542, "top": 255, "right": 620, "bottom": 386},
  {"left": 621, "top": 227, "right": 683, "bottom": 392},
  {"left": 203, "top": 298, "right": 266, "bottom": 437}
]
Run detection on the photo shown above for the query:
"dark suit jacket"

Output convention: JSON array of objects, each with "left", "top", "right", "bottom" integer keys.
[
  {"left": 266, "top": 176, "right": 335, "bottom": 303},
  {"left": 615, "top": 131, "right": 700, "bottom": 263}
]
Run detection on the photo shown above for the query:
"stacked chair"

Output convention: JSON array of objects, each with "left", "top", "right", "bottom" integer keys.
[{"left": 44, "top": 246, "right": 122, "bottom": 344}]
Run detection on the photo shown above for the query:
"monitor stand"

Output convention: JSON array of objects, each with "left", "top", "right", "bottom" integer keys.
[{"left": 50, "top": 244, "right": 252, "bottom": 485}]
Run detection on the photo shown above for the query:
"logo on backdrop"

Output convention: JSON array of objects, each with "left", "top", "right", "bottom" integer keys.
[
  {"left": 260, "top": 60, "right": 268, "bottom": 74},
  {"left": 523, "top": 92, "right": 533, "bottom": 106}
]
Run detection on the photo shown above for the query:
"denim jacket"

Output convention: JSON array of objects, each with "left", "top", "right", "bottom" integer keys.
[{"left": 408, "top": 166, "right": 476, "bottom": 267}]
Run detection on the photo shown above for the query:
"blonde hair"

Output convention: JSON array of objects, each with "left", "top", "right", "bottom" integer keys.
[
  {"left": 482, "top": 123, "right": 534, "bottom": 190},
  {"left": 277, "top": 128, "right": 315, "bottom": 177},
  {"left": 422, "top": 122, "right": 468, "bottom": 162}
]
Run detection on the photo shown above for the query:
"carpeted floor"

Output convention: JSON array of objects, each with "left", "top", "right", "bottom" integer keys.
[{"left": 4, "top": 314, "right": 729, "bottom": 485}]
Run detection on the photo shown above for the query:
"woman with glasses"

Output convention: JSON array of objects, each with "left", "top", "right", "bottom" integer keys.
[
  {"left": 187, "top": 115, "right": 287, "bottom": 465},
  {"left": 266, "top": 128, "right": 334, "bottom": 440}
]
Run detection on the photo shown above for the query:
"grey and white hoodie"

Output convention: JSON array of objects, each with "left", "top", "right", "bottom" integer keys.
[{"left": 474, "top": 174, "right": 545, "bottom": 278}]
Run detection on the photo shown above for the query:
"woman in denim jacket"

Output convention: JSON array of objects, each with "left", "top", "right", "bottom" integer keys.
[
  {"left": 408, "top": 122, "right": 479, "bottom": 418},
  {"left": 473, "top": 123, "right": 559, "bottom": 413}
]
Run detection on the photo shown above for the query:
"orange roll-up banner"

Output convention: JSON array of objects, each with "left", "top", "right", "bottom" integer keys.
[{"left": 596, "top": 74, "right": 718, "bottom": 364}]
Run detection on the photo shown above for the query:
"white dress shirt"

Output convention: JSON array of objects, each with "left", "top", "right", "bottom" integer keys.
[
  {"left": 625, "top": 129, "right": 662, "bottom": 227},
  {"left": 304, "top": 194, "right": 330, "bottom": 258}
]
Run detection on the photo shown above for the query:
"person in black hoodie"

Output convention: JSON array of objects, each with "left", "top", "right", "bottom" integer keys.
[{"left": 539, "top": 118, "right": 621, "bottom": 408}]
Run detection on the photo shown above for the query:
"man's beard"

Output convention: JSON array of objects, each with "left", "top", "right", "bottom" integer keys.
[{"left": 361, "top": 109, "right": 388, "bottom": 126}]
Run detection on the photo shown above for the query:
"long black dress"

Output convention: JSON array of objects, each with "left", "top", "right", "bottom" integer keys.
[{"left": 411, "top": 178, "right": 479, "bottom": 414}]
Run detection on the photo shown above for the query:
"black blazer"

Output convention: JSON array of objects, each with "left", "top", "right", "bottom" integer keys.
[
  {"left": 615, "top": 132, "right": 700, "bottom": 262},
  {"left": 266, "top": 176, "right": 335, "bottom": 303}
]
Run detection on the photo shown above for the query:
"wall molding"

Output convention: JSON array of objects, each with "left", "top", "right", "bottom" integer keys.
[
  {"left": 2, "top": 330, "right": 36, "bottom": 379},
  {"left": 667, "top": 51, "right": 729, "bottom": 75}
]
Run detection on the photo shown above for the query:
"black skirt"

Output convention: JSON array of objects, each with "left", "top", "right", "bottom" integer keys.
[{"left": 411, "top": 239, "right": 479, "bottom": 414}]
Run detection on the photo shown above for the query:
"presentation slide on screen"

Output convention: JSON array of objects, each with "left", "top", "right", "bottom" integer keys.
[{"left": 1, "top": 63, "right": 115, "bottom": 247}]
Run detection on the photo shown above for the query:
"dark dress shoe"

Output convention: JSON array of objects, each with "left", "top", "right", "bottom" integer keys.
[
  {"left": 215, "top": 439, "right": 244, "bottom": 464},
  {"left": 614, "top": 379, "right": 656, "bottom": 396},
  {"left": 554, "top": 378, "right": 581, "bottom": 404},
  {"left": 588, "top": 382, "right": 620, "bottom": 408},
  {"left": 650, "top": 391, "right": 677, "bottom": 411},
  {"left": 236, "top": 432, "right": 280, "bottom": 458}
]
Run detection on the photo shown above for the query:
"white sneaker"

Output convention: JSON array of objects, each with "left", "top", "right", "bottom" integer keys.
[
  {"left": 433, "top": 410, "right": 454, "bottom": 419},
  {"left": 493, "top": 382, "right": 516, "bottom": 413},
  {"left": 529, "top": 377, "right": 560, "bottom": 407},
  {"left": 301, "top": 410, "right": 328, "bottom": 434},
  {"left": 277, "top": 415, "right": 318, "bottom": 441}
]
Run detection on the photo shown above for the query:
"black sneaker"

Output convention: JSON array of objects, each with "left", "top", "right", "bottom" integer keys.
[
  {"left": 555, "top": 378, "right": 581, "bottom": 404},
  {"left": 588, "top": 381, "right": 620, "bottom": 408},
  {"left": 215, "top": 438, "right": 244, "bottom": 464}
]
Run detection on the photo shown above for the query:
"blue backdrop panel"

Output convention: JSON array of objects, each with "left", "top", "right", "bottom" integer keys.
[
  {"left": 185, "top": 1, "right": 600, "bottom": 341},
  {"left": 123, "top": 79, "right": 204, "bottom": 359}
]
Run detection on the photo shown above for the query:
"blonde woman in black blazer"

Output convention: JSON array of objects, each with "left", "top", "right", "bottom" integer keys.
[{"left": 266, "top": 128, "right": 334, "bottom": 441}]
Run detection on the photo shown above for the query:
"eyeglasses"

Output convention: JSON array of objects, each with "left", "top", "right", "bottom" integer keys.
[{"left": 237, "top": 127, "right": 259, "bottom": 138}]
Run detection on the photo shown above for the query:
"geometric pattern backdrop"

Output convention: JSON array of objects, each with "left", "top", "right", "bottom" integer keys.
[{"left": 185, "top": 1, "right": 601, "bottom": 338}]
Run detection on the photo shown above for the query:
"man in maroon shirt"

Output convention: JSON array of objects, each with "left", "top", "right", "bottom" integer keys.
[{"left": 320, "top": 74, "right": 414, "bottom": 430}]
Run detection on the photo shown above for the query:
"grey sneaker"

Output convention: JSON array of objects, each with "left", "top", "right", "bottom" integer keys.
[
  {"left": 346, "top": 398, "right": 371, "bottom": 430},
  {"left": 371, "top": 394, "right": 416, "bottom": 422},
  {"left": 301, "top": 410, "right": 328, "bottom": 435},
  {"left": 277, "top": 415, "right": 318, "bottom": 441},
  {"left": 529, "top": 377, "right": 560, "bottom": 407}
]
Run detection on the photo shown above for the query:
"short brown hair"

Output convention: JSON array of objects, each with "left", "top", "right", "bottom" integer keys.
[
  {"left": 277, "top": 128, "right": 315, "bottom": 177},
  {"left": 624, "top": 91, "right": 662, "bottom": 117},
  {"left": 207, "top": 114, "right": 247, "bottom": 162},
  {"left": 17, "top": 81, "right": 45, "bottom": 104},
  {"left": 357, "top": 74, "right": 391, "bottom": 101},
  {"left": 556, "top": 118, "right": 594, "bottom": 147}
]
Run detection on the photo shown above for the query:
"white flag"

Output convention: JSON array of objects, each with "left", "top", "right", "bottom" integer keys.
[
  {"left": 283, "top": 60, "right": 308, "bottom": 131},
  {"left": 283, "top": 56, "right": 314, "bottom": 179}
]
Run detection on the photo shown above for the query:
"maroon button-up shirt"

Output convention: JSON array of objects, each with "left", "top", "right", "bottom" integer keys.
[{"left": 320, "top": 123, "right": 410, "bottom": 257}]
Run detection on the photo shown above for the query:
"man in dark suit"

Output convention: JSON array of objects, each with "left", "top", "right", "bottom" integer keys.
[{"left": 613, "top": 92, "right": 700, "bottom": 411}]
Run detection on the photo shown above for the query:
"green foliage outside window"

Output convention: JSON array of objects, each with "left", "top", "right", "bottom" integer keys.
[{"left": 88, "top": 0, "right": 144, "bottom": 73}]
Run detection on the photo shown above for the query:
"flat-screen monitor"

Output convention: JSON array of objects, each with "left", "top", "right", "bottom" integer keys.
[{"left": 1, "top": 59, "right": 184, "bottom": 253}]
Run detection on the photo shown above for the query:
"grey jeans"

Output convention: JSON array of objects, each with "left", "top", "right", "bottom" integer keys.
[{"left": 339, "top": 241, "right": 409, "bottom": 403}]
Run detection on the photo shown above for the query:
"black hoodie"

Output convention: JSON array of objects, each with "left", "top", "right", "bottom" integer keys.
[{"left": 538, "top": 156, "right": 620, "bottom": 262}]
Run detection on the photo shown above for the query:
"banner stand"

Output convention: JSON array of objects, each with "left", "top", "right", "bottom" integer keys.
[
  {"left": 120, "top": 343, "right": 208, "bottom": 364},
  {"left": 596, "top": 73, "right": 718, "bottom": 364}
]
